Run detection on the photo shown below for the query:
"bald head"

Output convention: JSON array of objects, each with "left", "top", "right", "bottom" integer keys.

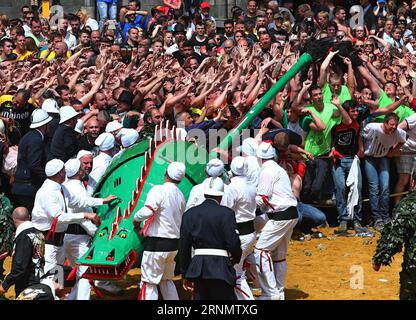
[{"left": 12, "top": 207, "right": 30, "bottom": 227}]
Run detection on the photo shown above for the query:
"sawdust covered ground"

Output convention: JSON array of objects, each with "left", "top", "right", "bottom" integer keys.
[{"left": 2, "top": 227, "right": 402, "bottom": 300}]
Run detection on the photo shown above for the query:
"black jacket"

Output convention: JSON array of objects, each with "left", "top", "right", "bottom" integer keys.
[
  {"left": 49, "top": 124, "right": 78, "bottom": 162},
  {"left": 179, "top": 199, "right": 242, "bottom": 286},
  {"left": 45, "top": 116, "right": 60, "bottom": 159},
  {"left": 12, "top": 129, "right": 47, "bottom": 196},
  {"left": 1, "top": 225, "right": 44, "bottom": 296}
]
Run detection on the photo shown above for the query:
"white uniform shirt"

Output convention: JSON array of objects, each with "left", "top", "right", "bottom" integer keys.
[
  {"left": 134, "top": 182, "right": 185, "bottom": 239},
  {"left": 63, "top": 178, "right": 103, "bottom": 236},
  {"left": 256, "top": 160, "right": 298, "bottom": 213},
  {"left": 224, "top": 176, "right": 256, "bottom": 223},
  {"left": 87, "top": 152, "right": 112, "bottom": 195},
  {"left": 186, "top": 178, "right": 229, "bottom": 210},
  {"left": 362, "top": 123, "right": 407, "bottom": 157},
  {"left": 31, "top": 179, "right": 85, "bottom": 232}
]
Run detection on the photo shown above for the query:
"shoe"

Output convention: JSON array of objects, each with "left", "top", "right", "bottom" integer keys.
[
  {"left": 311, "top": 231, "right": 326, "bottom": 239},
  {"left": 291, "top": 229, "right": 305, "bottom": 241},
  {"left": 94, "top": 280, "right": 124, "bottom": 296},
  {"left": 334, "top": 221, "right": 349, "bottom": 235},
  {"left": 337, "top": 221, "right": 348, "bottom": 232},
  {"left": 353, "top": 221, "right": 363, "bottom": 231},
  {"left": 374, "top": 220, "right": 385, "bottom": 232}
]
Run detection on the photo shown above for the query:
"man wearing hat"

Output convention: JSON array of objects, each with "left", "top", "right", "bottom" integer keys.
[
  {"left": 41, "top": 98, "right": 60, "bottom": 158},
  {"left": 12, "top": 109, "right": 53, "bottom": 212},
  {"left": 77, "top": 150, "right": 93, "bottom": 187},
  {"left": 223, "top": 157, "right": 256, "bottom": 300},
  {"left": 63, "top": 158, "right": 117, "bottom": 300},
  {"left": 50, "top": 106, "right": 80, "bottom": 162},
  {"left": 165, "top": 23, "right": 186, "bottom": 55},
  {"left": 200, "top": 2, "right": 216, "bottom": 29},
  {"left": 255, "top": 142, "right": 298, "bottom": 300},
  {"left": 269, "top": 13, "right": 289, "bottom": 44},
  {"left": 180, "top": 177, "right": 242, "bottom": 300},
  {"left": 109, "top": 90, "right": 139, "bottom": 129},
  {"left": 186, "top": 158, "right": 228, "bottom": 210},
  {"left": 240, "top": 138, "right": 261, "bottom": 186},
  {"left": 31, "top": 159, "right": 101, "bottom": 273},
  {"left": 87, "top": 132, "right": 115, "bottom": 195},
  {"left": 134, "top": 162, "right": 186, "bottom": 300}
]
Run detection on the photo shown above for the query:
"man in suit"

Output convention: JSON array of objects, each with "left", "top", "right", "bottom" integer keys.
[
  {"left": 12, "top": 109, "right": 52, "bottom": 212},
  {"left": 180, "top": 177, "right": 242, "bottom": 300},
  {"left": 50, "top": 106, "right": 80, "bottom": 162}
]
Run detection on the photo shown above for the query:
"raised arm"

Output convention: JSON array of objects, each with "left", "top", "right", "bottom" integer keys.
[
  {"left": 331, "top": 96, "right": 352, "bottom": 125},
  {"left": 318, "top": 50, "right": 339, "bottom": 87},
  {"left": 358, "top": 64, "right": 382, "bottom": 99}
]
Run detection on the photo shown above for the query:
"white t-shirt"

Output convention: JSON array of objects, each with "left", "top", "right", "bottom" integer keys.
[
  {"left": 362, "top": 123, "right": 407, "bottom": 157},
  {"left": 403, "top": 113, "right": 416, "bottom": 151}
]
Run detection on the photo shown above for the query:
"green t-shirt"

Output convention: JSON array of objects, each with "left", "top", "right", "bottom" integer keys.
[
  {"left": 375, "top": 90, "right": 414, "bottom": 123},
  {"left": 322, "top": 83, "right": 351, "bottom": 105},
  {"left": 305, "top": 103, "right": 342, "bottom": 156}
]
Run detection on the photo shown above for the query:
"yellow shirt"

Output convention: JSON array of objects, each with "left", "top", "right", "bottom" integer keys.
[
  {"left": 12, "top": 49, "right": 33, "bottom": 61},
  {"left": 39, "top": 50, "right": 71, "bottom": 61},
  {"left": 0, "top": 95, "right": 38, "bottom": 108}
]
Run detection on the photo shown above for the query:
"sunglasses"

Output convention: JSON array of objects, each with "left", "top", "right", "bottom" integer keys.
[
  {"left": 356, "top": 44, "right": 364, "bottom": 48},
  {"left": 365, "top": 43, "right": 374, "bottom": 47}
]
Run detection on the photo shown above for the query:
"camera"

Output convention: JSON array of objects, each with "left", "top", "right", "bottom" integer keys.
[{"left": 108, "top": 20, "right": 117, "bottom": 30}]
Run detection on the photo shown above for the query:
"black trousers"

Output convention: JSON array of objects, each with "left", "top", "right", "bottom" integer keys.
[
  {"left": 194, "top": 279, "right": 236, "bottom": 300},
  {"left": 302, "top": 157, "right": 332, "bottom": 202}
]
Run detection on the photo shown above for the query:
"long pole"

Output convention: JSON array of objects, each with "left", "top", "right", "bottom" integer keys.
[{"left": 211, "top": 53, "right": 313, "bottom": 155}]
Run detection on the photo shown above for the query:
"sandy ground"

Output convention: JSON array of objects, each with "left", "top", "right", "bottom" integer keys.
[{"left": 1, "top": 227, "right": 402, "bottom": 300}]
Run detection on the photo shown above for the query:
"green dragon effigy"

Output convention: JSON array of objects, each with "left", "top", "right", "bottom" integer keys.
[{"left": 76, "top": 38, "right": 339, "bottom": 281}]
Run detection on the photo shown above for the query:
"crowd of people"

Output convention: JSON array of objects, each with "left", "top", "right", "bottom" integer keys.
[{"left": 1, "top": 0, "right": 416, "bottom": 300}]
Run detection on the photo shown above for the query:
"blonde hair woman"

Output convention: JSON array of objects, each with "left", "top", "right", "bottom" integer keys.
[{"left": 77, "top": 8, "right": 99, "bottom": 31}]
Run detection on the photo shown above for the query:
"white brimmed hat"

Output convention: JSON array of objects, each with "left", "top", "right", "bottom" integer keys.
[
  {"left": 105, "top": 120, "right": 123, "bottom": 133},
  {"left": 30, "top": 109, "right": 53, "bottom": 129},
  {"left": 256, "top": 142, "right": 277, "bottom": 160},
  {"left": 230, "top": 156, "right": 248, "bottom": 176},
  {"left": 241, "top": 138, "right": 258, "bottom": 156},
  {"left": 41, "top": 98, "right": 59, "bottom": 114},
  {"left": 204, "top": 177, "right": 224, "bottom": 196},
  {"left": 59, "top": 106, "right": 79, "bottom": 124}
]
